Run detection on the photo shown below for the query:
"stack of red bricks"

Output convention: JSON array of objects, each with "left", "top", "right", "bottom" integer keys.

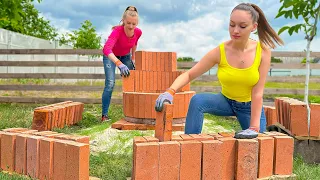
[
  {"left": 112, "top": 51, "right": 196, "bottom": 130},
  {"left": 32, "top": 101, "right": 84, "bottom": 131},
  {"left": 264, "top": 97, "right": 320, "bottom": 137},
  {"left": 0, "top": 128, "right": 89, "bottom": 180},
  {"left": 132, "top": 131, "right": 295, "bottom": 180}
]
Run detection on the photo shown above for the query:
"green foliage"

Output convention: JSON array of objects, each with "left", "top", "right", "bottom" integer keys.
[
  {"left": 301, "top": 57, "right": 317, "bottom": 63},
  {"left": 276, "top": 0, "right": 320, "bottom": 39},
  {"left": 59, "top": 20, "right": 102, "bottom": 50},
  {"left": 271, "top": 56, "right": 283, "bottom": 63},
  {"left": 0, "top": 0, "right": 58, "bottom": 41},
  {"left": 177, "top": 56, "right": 195, "bottom": 62}
]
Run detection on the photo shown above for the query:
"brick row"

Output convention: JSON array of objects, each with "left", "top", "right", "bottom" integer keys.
[
  {"left": 123, "top": 70, "right": 190, "bottom": 93},
  {"left": 135, "top": 51, "right": 177, "bottom": 72},
  {"left": 123, "top": 91, "right": 195, "bottom": 119},
  {"left": 132, "top": 132, "right": 294, "bottom": 179},
  {"left": 273, "top": 97, "right": 320, "bottom": 137},
  {"left": 264, "top": 105, "right": 277, "bottom": 126},
  {"left": 32, "top": 101, "right": 84, "bottom": 131},
  {"left": 0, "top": 129, "right": 89, "bottom": 180}
]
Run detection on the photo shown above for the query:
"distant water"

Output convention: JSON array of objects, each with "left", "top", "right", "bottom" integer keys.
[{"left": 204, "top": 68, "right": 320, "bottom": 76}]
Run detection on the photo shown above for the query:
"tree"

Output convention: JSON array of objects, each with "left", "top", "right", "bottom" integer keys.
[
  {"left": 177, "top": 57, "right": 195, "bottom": 62},
  {"left": 59, "top": 20, "right": 102, "bottom": 50},
  {"left": 276, "top": 0, "right": 320, "bottom": 136},
  {"left": 0, "top": 0, "right": 58, "bottom": 41}
]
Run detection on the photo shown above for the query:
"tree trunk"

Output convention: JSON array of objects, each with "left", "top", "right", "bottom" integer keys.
[{"left": 305, "top": 40, "right": 311, "bottom": 136}]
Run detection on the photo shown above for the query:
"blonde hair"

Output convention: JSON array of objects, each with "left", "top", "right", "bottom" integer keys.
[
  {"left": 232, "top": 3, "right": 284, "bottom": 49},
  {"left": 112, "top": 6, "right": 139, "bottom": 30}
]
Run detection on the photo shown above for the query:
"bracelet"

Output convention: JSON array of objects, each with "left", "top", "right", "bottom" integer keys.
[
  {"left": 115, "top": 60, "right": 122, "bottom": 67},
  {"left": 166, "top": 88, "right": 176, "bottom": 96}
]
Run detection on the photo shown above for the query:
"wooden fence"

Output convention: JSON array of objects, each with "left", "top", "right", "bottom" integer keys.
[{"left": 0, "top": 49, "right": 320, "bottom": 104}]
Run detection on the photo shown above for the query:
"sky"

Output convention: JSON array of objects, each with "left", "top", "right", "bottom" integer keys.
[{"left": 34, "top": 0, "right": 320, "bottom": 61}]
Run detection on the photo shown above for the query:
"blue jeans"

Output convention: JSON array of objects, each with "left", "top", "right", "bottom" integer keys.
[
  {"left": 102, "top": 53, "right": 134, "bottom": 116},
  {"left": 184, "top": 93, "right": 266, "bottom": 134}
]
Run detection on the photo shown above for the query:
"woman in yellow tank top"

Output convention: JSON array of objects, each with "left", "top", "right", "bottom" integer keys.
[{"left": 155, "top": 3, "right": 284, "bottom": 139}]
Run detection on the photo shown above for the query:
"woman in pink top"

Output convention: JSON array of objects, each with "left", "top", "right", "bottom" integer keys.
[{"left": 102, "top": 6, "right": 142, "bottom": 122}]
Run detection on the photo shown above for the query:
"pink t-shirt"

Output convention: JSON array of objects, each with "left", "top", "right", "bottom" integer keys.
[{"left": 103, "top": 26, "right": 142, "bottom": 56}]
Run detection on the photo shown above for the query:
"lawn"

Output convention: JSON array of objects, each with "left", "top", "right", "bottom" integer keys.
[{"left": 0, "top": 103, "right": 319, "bottom": 180}]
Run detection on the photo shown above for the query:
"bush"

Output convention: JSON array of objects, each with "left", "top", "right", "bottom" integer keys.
[
  {"left": 177, "top": 57, "right": 195, "bottom": 62},
  {"left": 271, "top": 57, "right": 283, "bottom": 63}
]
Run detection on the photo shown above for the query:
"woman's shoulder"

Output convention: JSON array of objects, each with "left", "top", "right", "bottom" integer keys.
[
  {"left": 135, "top": 27, "right": 142, "bottom": 35},
  {"left": 112, "top": 25, "right": 124, "bottom": 32}
]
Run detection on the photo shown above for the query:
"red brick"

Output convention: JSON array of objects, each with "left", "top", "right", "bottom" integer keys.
[
  {"left": 155, "top": 104, "right": 173, "bottom": 142},
  {"left": 32, "top": 109, "right": 54, "bottom": 131},
  {"left": 27, "top": 136, "right": 43, "bottom": 178},
  {"left": 156, "top": 52, "right": 161, "bottom": 72},
  {"left": 202, "top": 140, "right": 223, "bottom": 180},
  {"left": 199, "top": 134, "right": 215, "bottom": 141},
  {"left": 289, "top": 102, "right": 308, "bottom": 136},
  {"left": 2, "top": 128, "right": 29, "bottom": 133},
  {"left": 133, "top": 142, "right": 159, "bottom": 180},
  {"left": 133, "top": 93, "right": 139, "bottom": 117},
  {"left": 123, "top": 70, "right": 135, "bottom": 92},
  {"left": 1, "top": 132, "right": 17, "bottom": 172},
  {"left": 171, "top": 135, "right": 183, "bottom": 141},
  {"left": 142, "top": 71, "right": 147, "bottom": 92},
  {"left": 180, "top": 134, "right": 194, "bottom": 141},
  {"left": 179, "top": 140, "right": 202, "bottom": 180},
  {"left": 139, "top": 70, "right": 143, "bottom": 91},
  {"left": 157, "top": 71, "right": 162, "bottom": 91},
  {"left": 159, "top": 141, "right": 180, "bottom": 180},
  {"left": 138, "top": 94, "right": 145, "bottom": 118},
  {"left": 151, "top": 93, "right": 158, "bottom": 119},
  {"left": 189, "top": 134, "right": 207, "bottom": 141},
  {"left": 153, "top": 72, "right": 158, "bottom": 92},
  {"left": 152, "top": 52, "right": 157, "bottom": 72},
  {"left": 20, "top": 130, "right": 39, "bottom": 134},
  {"left": 55, "top": 134, "right": 90, "bottom": 144},
  {"left": 160, "top": 52, "right": 165, "bottom": 72},
  {"left": 53, "top": 140, "right": 68, "bottom": 180},
  {"left": 39, "top": 138, "right": 55, "bottom": 180},
  {"left": 65, "top": 141, "right": 90, "bottom": 180},
  {"left": 123, "top": 93, "right": 129, "bottom": 116},
  {"left": 150, "top": 71, "right": 154, "bottom": 91},
  {"left": 144, "top": 136, "right": 159, "bottom": 142},
  {"left": 15, "top": 134, "right": 30, "bottom": 174},
  {"left": 274, "top": 136, "right": 294, "bottom": 175},
  {"left": 257, "top": 137, "right": 274, "bottom": 178},
  {"left": 235, "top": 139, "right": 259, "bottom": 180},
  {"left": 145, "top": 93, "right": 152, "bottom": 119},
  {"left": 132, "top": 137, "right": 147, "bottom": 179},
  {"left": 310, "top": 103, "right": 320, "bottom": 137},
  {"left": 135, "top": 71, "right": 140, "bottom": 92},
  {"left": 220, "top": 137, "right": 236, "bottom": 180},
  {"left": 218, "top": 132, "right": 235, "bottom": 137}
]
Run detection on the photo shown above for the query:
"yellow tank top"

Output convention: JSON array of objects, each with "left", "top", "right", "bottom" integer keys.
[{"left": 217, "top": 42, "right": 262, "bottom": 102}]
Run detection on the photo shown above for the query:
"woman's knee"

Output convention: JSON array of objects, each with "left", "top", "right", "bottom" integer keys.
[
  {"left": 189, "top": 94, "right": 205, "bottom": 109},
  {"left": 104, "top": 79, "right": 115, "bottom": 90}
]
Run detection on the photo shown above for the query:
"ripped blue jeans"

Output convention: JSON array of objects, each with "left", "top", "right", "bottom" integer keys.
[
  {"left": 102, "top": 53, "right": 134, "bottom": 116},
  {"left": 184, "top": 93, "right": 266, "bottom": 134}
]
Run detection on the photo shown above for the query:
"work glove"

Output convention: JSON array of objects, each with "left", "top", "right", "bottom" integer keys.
[
  {"left": 155, "top": 92, "right": 173, "bottom": 112},
  {"left": 234, "top": 128, "right": 258, "bottom": 139},
  {"left": 118, "top": 63, "right": 130, "bottom": 77}
]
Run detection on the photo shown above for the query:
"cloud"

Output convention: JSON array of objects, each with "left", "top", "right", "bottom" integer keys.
[{"left": 33, "top": 0, "right": 319, "bottom": 61}]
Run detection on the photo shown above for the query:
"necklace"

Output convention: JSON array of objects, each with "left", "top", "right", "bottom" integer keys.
[{"left": 235, "top": 41, "right": 249, "bottom": 64}]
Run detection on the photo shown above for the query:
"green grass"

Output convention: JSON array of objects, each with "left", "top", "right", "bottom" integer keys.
[
  {"left": 1, "top": 103, "right": 320, "bottom": 179},
  {"left": 294, "top": 155, "right": 320, "bottom": 180}
]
